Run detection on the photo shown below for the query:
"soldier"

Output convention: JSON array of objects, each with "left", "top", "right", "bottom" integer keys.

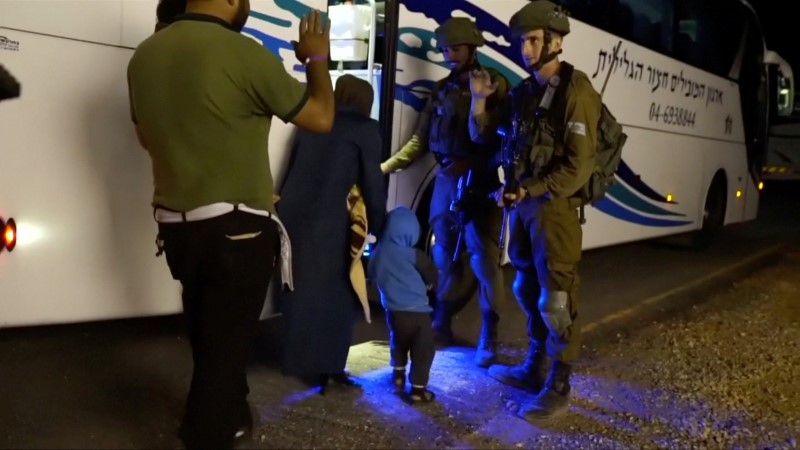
[
  {"left": 381, "top": 17, "right": 508, "bottom": 368},
  {"left": 469, "top": 1, "right": 601, "bottom": 422}
]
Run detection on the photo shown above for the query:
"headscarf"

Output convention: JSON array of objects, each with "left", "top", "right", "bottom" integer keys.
[{"left": 334, "top": 74, "right": 374, "bottom": 117}]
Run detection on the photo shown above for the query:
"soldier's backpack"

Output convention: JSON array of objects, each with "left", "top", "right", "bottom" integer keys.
[{"left": 550, "top": 62, "right": 627, "bottom": 223}]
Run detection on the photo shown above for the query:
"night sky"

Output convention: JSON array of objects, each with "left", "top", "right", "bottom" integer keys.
[{"left": 749, "top": 1, "right": 799, "bottom": 76}]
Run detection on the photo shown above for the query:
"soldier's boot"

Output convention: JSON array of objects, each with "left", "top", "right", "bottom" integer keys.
[
  {"left": 487, "top": 347, "right": 550, "bottom": 392},
  {"left": 519, "top": 360, "right": 572, "bottom": 423},
  {"left": 474, "top": 316, "right": 499, "bottom": 368}
]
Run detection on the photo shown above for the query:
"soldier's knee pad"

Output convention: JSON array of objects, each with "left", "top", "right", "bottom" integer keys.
[
  {"left": 512, "top": 271, "right": 538, "bottom": 303},
  {"left": 538, "top": 289, "right": 572, "bottom": 337},
  {"left": 469, "top": 253, "right": 500, "bottom": 284}
]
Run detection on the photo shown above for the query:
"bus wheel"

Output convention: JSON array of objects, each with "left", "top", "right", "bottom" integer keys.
[
  {"left": 691, "top": 174, "right": 727, "bottom": 250},
  {"left": 415, "top": 182, "right": 434, "bottom": 255}
]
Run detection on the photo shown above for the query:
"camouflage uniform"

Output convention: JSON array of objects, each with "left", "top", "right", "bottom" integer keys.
[
  {"left": 469, "top": 1, "right": 601, "bottom": 422},
  {"left": 382, "top": 17, "right": 508, "bottom": 367}
]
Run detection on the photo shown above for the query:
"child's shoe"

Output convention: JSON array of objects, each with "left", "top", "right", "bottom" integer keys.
[
  {"left": 408, "top": 385, "right": 436, "bottom": 404},
  {"left": 392, "top": 367, "right": 405, "bottom": 390}
]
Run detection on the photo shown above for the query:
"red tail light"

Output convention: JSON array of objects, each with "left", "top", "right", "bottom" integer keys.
[{"left": 1, "top": 217, "right": 16, "bottom": 252}]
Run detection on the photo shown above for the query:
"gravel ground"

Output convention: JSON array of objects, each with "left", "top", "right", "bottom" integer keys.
[{"left": 247, "top": 245, "right": 800, "bottom": 449}]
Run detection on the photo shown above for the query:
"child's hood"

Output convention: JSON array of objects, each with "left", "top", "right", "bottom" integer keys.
[{"left": 382, "top": 207, "right": 420, "bottom": 248}]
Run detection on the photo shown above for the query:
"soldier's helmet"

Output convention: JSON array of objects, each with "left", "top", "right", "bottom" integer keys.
[
  {"left": 434, "top": 17, "right": 485, "bottom": 48},
  {"left": 509, "top": 0, "right": 571, "bottom": 40}
]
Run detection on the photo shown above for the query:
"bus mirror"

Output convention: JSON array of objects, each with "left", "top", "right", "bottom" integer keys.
[{"left": 764, "top": 51, "right": 794, "bottom": 117}]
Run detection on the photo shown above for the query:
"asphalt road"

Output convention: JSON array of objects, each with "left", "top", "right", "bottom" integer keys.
[{"left": 0, "top": 181, "right": 797, "bottom": 449}]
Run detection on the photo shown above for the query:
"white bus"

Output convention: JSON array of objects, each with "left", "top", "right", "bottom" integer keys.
[{"left": 0, "top": 0, "right": 792, "bottom": 328}]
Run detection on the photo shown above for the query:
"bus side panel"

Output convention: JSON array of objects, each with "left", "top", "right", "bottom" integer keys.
[
  {"left": 0, "top": 27, "right": 181, "bottom": 328},
  {"left": 0, "top": 0, "right": 326, "bottom": 327},
  {"left": 0, "top": 0, "right": 127, "bottom": 46}
]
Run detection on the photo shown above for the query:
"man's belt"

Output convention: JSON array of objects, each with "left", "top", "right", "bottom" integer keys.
[{"left": 154, "top": 202, "right": 272, "bottom": 223}]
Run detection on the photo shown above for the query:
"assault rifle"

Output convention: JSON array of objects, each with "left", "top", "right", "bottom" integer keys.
[{"left": 449, "top": 168, "right": 474, "bottom": 262}]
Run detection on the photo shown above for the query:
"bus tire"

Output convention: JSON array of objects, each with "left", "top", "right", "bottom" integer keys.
[
  {"left": 415, "top": 181, "right": 434, "bottom": 254},
  {"left": 691, "top": 172, "right": 727, "bottom": 250}
]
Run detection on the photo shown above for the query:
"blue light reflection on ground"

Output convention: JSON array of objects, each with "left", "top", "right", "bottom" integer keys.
[{"left": 251, "top": 341, "right": 787, "bottom": 448}]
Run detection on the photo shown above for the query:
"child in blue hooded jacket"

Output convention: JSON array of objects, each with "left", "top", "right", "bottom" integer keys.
[{"left": 368, "top": 206, "right": 438, "bottom": 403}]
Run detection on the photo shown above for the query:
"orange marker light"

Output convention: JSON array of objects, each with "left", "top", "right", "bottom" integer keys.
[{"left": 3, "top": 218, "right": 17, "bottom": 251}]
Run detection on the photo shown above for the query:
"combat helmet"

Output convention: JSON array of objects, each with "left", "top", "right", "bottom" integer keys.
[
  {"left": 434, "top": 17, "right": 485, "bottom": 48},
  {"left": 509, "top": 0, "right": 570, "bottom": 40}
]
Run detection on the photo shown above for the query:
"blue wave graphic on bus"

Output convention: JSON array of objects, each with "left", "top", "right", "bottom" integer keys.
[
  {"left": 606, "top": 182, "right": 682, "bottom": 217},
  {"left": 243, "top": 8, "right": 308, "bottom": 73},
  {"left": 615, "top": 160, "right": 672, "bottom": 204},
  {"left": 244, "top": 0, "right": 329, "bottom": 73},
  {"left": 593, "top": 197, "right": 692, "bottom": 227}
]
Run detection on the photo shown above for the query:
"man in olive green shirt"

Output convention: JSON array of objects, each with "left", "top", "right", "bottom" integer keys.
[
  {"left": 128, "top": 1, "right": 334, "bottom": 448},
  {"left": 470, "top": 1, "right": 601, "bottom": 424}
]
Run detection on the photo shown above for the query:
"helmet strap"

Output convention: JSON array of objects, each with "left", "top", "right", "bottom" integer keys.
[{"left": 530, "top": 30, "right": 561, "bottom": 71}]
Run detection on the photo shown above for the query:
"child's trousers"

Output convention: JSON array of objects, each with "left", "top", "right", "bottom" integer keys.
[{"left": 386, "top": 310, "right": 435, "bottom": 386}]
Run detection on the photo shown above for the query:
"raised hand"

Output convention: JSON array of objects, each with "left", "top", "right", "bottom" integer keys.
[
  {"left": 469, "top": 68, "right": 498, "bottom": 99},
  {"left": 292, "top": 9, "right": 330, "bottom": 64}
]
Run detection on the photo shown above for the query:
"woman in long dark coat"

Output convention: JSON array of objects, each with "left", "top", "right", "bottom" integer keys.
[{"left": 277, "top": 74, "right": 386, "bottom": 390}]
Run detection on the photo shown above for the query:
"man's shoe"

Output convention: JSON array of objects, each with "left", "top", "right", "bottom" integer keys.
[
  {"left": 487, "top": 349, "right": 550, "bottom": 391},
  {"left": 519, "top": 361, "right": 572, "bottom": 424},
  {"left": 474, "top": 318, "right": 498, "bottom": 368}
]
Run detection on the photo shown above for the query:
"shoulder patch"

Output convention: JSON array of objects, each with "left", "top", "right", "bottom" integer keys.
[{"left": 567, "top": 121, "right": 587, "bottom": 136}]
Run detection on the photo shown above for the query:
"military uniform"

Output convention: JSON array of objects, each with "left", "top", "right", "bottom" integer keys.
[
  {"left": 470, "top": 1, "right": 601, "bottom": 422},
  {"left": 382, "top": 17, "right": 508, "bottom": 367}
]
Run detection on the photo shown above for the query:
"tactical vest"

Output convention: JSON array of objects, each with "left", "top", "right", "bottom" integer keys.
[
  {"left": 428, "top": 67, "right": 502, "bottom": 161},
  {"left": 511, "top": 63, "right": 627, "bottom": 212},
  {"left": 508, "top": 76, "right": 564, "bottom": 180}
]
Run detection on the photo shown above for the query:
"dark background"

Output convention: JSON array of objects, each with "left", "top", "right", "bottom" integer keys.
[{"left": 746, "top": 1, "right": 798, "bottom": 80}]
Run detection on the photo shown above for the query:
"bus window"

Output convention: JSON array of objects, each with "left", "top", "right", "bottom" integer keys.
[
  {"left": 674, "top": 0, "right": 744, "bottom": 78},
  {"left": 776, "top": 67, "right": 793, "bottom": 117},
  {"left": 328, "top": 0, "right": 384, "bottom": 120},
  {"left": 764, "top": 52, "right": 794, "bottom": 120},
  {"left": 561, "top": 0, "right": 671, "bottom": 54},
  {"left": 615, "top": 0, "right": 670, "bottom": 53},
  {"left": 560, "top": 0, "right": 612, "bottom": 32}
]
